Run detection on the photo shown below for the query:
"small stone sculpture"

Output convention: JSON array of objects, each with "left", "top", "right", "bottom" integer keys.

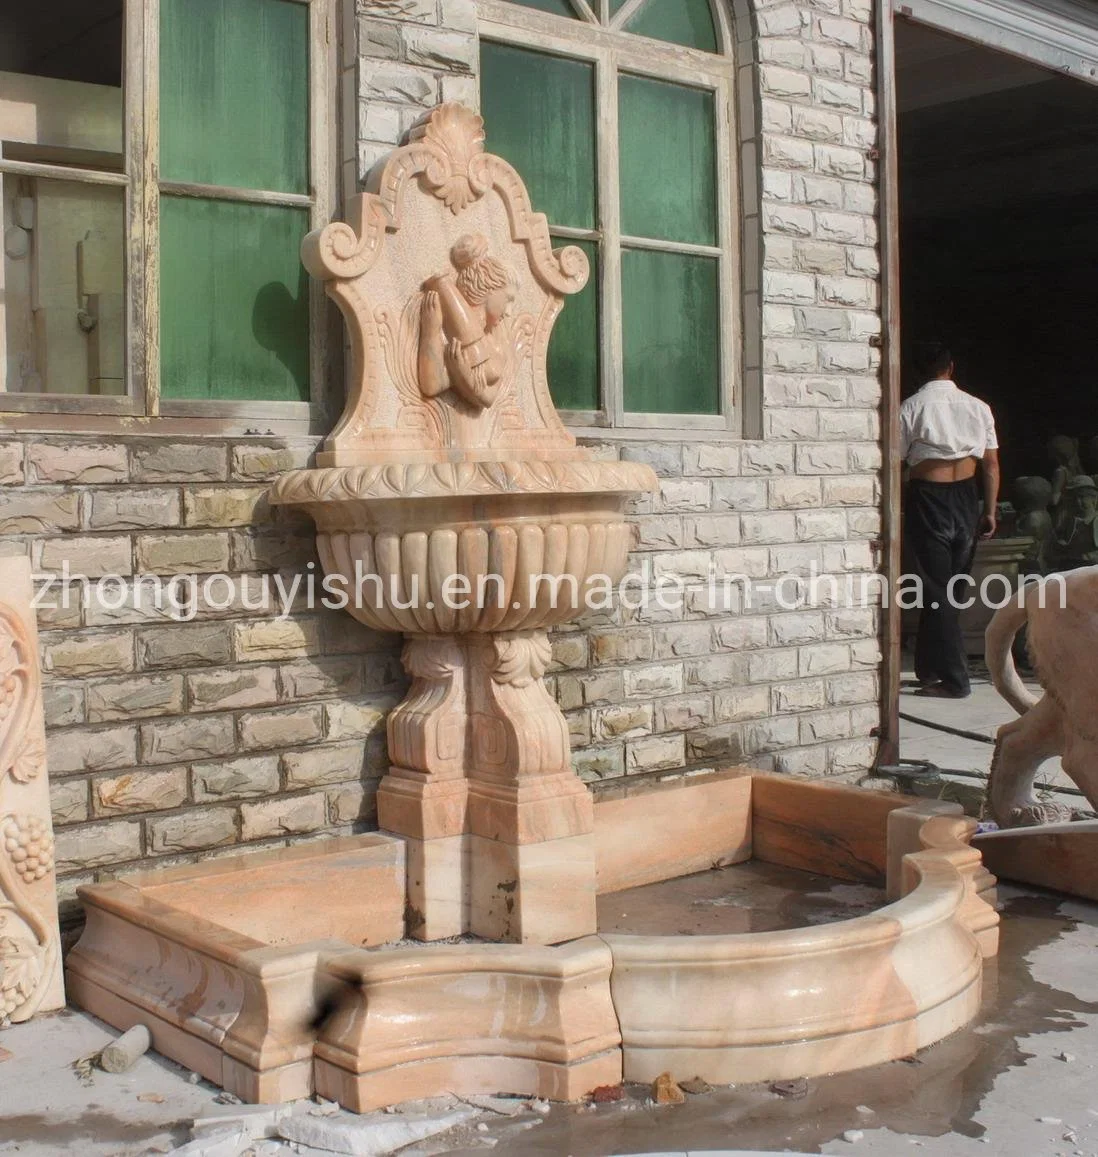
[
  {"left": 0, "top": 556, "right": 64, "bottom": 1022},
  {"left": 418, "top": 234, "right": 518, "bottom": 411},
  {"left": 1011, "top": 476, "right": 1054, "bottom": 573},
  {"left": 1048, "top": 475, "right": 1098, "bottom": 572},
  {"left": 986, "top": 563, "right": 1098, "bottom": 827},
  {"left": 1048, "top": 435, "right": 1084, "bottom": 518}
]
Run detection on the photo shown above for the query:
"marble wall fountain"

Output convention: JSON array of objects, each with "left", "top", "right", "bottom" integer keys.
[{"left": 67, "top": 103, "right": 1000, "bottom": 1109}]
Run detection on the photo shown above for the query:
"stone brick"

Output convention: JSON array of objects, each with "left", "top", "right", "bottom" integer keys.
[
  {"left": 231, "top": 443, "right": 313, "bottom": 481},
  {"left": 283, "top": 743, "right": 365, "bottom": 788},
  {"left": 799, "top": 709, "right": 854, "bottom": 743},
  {"left": 626, "top": 734, "right": 685, "bottom": 774},
  {"left": 328, "top": 782, "right": 378, "bottom": 826},
  {"left": 800, "top": 643, "right": 851, "bottom": 675},
  {"left": 744, "top": 716, "right": 800, "bottom": 754},
  {"left": 184, "top": 487, "right": 268, "bottom": 528},
  {"left": 796, "top": 443, "right": 848, "bottom": 474},
  {"left": 775, "top": 746, "right": 829, "bottom": 776},
  {"left": 148, "top": 808, "right": 238, "bottom": 854},
  {"left": 687, "top": 725, "right": 744, "bottom": 762},
  {"left": 593, "top": 704, "right": 652, "bottom": 740},
  {"left": 37, "top": 536, "right": 132, "bottom": 578},
  {"left": 43, "top": 632, "right": 133, "bottom": 677},
  {"left": 187, "top": 666, "right": 280, "bottom": 712},
  {"left": 757, "top": 5, "right": 805, "bottom": 35},
  {"left": 815, "top": 208, "right": 869, "bottom": 243},
  {"left": 140, "top": 715, "right": 235, "bottom": 764},
  {"left": 623, "top": 664, "right": 683, "bottom": 698},
  {"left": 741, "top": 444, "right": 794, "bottom": 476},
  {"left": 659, "top": 479, "right": 711, "bottom": 512},
  {"left": 792, "top": 105, "right": 843, "bottom": 141},
  {"left": 549, "top": 633, "right": 589, "bottom": 671},
  {"left": 94, "top": 768, "right": 188, "bottom": 816},
  {"left": 682, "top": 515, "right": 741, "bottom": 549},
  {"left": 138, "top": 624, "right": 233, "bottom": 669},
  {"left": 132, "top": 442, "right": 228, "bottom": 482},
  {"left": 760, "top": 65, "right": 811, "bottom": 99},
  {"left": 793, "top": 240, "right": 847, "bottom": 275},
  {"left": 192, "top": 756, "right": 280, "bottom": 801},
  {"left": 828, "top": 737, "right": 878, "bottom": 774},
  {"left": 360, "top": 0, "right": 436, "bottom": 21},
  {"left": 0, "top": 442, "right": 24, "bottom": 484},
  {"left": 48, "top": 726, "right": 137, "bottom": 775},
  {"left": 360, "top": 63, "right": 436, "bottom": 106},
  {"left": 230, "top": 530, "right": 315, "bottom": 572},
  {"left": 574, "top": 745, "right": 625, "bottom": 782},
  {"left": 741, "top": 512, "right": 797, "bottom": 545},
  {"left": 772, "top": 680, "right": 826, "bottom": 713},
  {"left": 794, "top": 306, "right": 848, "bottom": 339},
  {"left": 557, "top": 671, "right": 625, "bottom": 710},
  {"left": 655, "top": 695, "right": 713, "bottom": 732},
  {"left": 621, "top": 442, "right": 683, "bottom": 476},
  {"left": 88, "top": 490, "right": 181, "bottom": 531},
  {"left": 763, "top": 340, "right": 818, "bottom": 373},
  {"left": 712, "top": 479, "right": 767, "bottom": 511},
  {"left": 239, "top": 706, "right": 324, "bottom": 750},
  {"left": 42, "top": 684, "right": 84, "bottom": 728},
  {"left": 653, "top": 622, "right": 711, "bottom": 659},
  {"left": 403, "top": 27, "right": 475, "bottom": 72},
  {"left": 762, "top": 203, "right": 814, "bottom": 236},
  {"left": 135, "top": 532, "right": 231, "bottom": 575},
  {"left": 816, "top": 15, "right": 863, "bottom": 47},
  {"left": 769, "top": 612, "right": 826, "bottom": 647},
  {"left": 55, "top": 821, "right": 142, "bottom": 873},
  {"left": 747, "top": 649, "right": 799, "bottom": 683},
  {"left": 796, "top": 511, "right": 848, "bottom": 541},
  {"left": 683, "top": 443, "right": 741, "bottom": 476},
  {"left": 761, "top": 100, "right": 793, "bottom": 135},
  {"left": 591, "top": 628, "right": 652, "bottom": 666},
  {"left": 51, "top": 779, "right": 89, "bottom": 826},
  {"left": 769, "top": 476, "right": 823, "bottom": 510},
  {"left": 635, "top": 516, "right": 685, "bottom": 550},
  {"left": 763, "top": 270, "right": 816, "bottom": 304},
  {"left": 714, "top": 685, "right": 770, "bottom": 722},
  {"left": 766, "top": 406, "right": 820, "bottom": 440},
  {"left": 0, "top": 491, "right": 80, "bottom": 534},
  {"left": 27, "top": 441, "right": 127, "bottom": 483},
  {"left": 826, "top": 672, "right": 878, "bottom": 706},
  {"left": 234, "top": 619, "right": 321, "bottom": 662},
  {"left": 240, "top": 793, "right": 327, "bottom": 841},
  {"left": 86, "top": 674, "right": 185, "bottom": 722}
]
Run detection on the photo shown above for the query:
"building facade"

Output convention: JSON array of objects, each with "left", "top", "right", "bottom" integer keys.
[{"left": 0, "top": 0, "right": 887, "bottom": 914}]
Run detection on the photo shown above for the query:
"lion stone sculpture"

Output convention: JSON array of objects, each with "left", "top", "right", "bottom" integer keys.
[{"left": 985, "top": 564, "right": 1098, "bottom": 827}]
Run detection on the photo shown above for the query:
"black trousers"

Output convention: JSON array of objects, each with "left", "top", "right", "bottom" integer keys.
[{"left": 904, "top": 478, "right": 980, "bottom": 695}]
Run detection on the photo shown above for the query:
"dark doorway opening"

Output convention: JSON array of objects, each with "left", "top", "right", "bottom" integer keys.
[{"left": 895, "top": 21, "right": 1098, "bottom": 486}]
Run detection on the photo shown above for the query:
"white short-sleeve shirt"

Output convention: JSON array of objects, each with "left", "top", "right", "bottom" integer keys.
[{"left": 899, "top": 379, "right": 998, "bottom": 467}]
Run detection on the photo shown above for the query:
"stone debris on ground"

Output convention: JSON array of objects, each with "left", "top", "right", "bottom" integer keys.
[
  {"left": 770, "top": 1077, "right": 809, "bottom": 1099},
  {"left": 841, "top": 1129, "right": 865, "bottom": 1143},
  {"left": 679, "top": 1076, "right": 713, "bottom": 1095},
  {"left": 589, "top": 1083, "right": 625, "bottom": 1103},
  {"left": 457, "top": 1095, "right": 526, "bottom": 1116},
  {"left": 99, "top": 1024, "right": 151, "bottom": 1073},
  {"left": 275, "top": 1106, "right": 477, "bottom": 1156},
  {"left": 524, "top": 1099, "right": 550, "bottom": 1116},
  {"left": 652, "top": 1071, "right": 686, "bottom": 1105}
]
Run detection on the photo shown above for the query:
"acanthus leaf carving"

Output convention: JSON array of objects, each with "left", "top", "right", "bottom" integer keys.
[{"left": 0, "top": 608, "right": 39, "bottom": 786}]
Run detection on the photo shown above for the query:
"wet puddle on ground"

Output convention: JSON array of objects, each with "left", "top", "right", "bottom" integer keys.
[{"left": 436, "top": 887, "right": 1098, "bottom": 1156}]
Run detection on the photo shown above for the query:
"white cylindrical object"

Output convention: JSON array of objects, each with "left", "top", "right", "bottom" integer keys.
[{"left": 99, "top": 1024, "right": 151, "bottom": 1073}]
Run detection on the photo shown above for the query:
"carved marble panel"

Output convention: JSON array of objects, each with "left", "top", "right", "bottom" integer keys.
[{"left": 0, "top": 556, "right": 64, "bottom": 1021}]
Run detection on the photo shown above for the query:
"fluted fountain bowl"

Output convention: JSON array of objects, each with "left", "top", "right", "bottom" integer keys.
[{"left": 269, "top": 458, "right": 657, "bottom": 635}]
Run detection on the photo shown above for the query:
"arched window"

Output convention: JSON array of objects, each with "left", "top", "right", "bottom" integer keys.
[{"left": 478, "top": 0, "right": 737, "bottom": 430}]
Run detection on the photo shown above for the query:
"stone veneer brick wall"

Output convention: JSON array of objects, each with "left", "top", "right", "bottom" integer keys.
[{"left": 0, "top": 0, "right": 884, "bottom": 913}]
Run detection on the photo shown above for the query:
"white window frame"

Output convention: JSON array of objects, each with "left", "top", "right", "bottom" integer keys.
[
  {"left": 0, "top": 0, "right": 337, "bottom": 433},
  {"left": 476, "top": 0, "right": 741, "bottom": 435}
]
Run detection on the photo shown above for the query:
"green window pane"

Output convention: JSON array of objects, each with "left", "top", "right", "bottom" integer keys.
[
  {"left": 160, "top": 197, "right": 309, "bottom": 402},
  {"left": 609, "top": 0, "right": 630, "bottom": 14},
  {"left": 619, "top": 74, "right": 717, "bottom": 246},
  {"left": 625, "top": 0, "right": 719, "bottom": 52},
  {"left": 160, "top": 0, "right": 309, "bottom": 193},
  {"left": 480, "top": 42, "right": 596, "bottom": 230},
  {"left": 548, "top": 240, "right": 599, "bottom": 411},
  {"left": 621, "top": 248, "right": 719, "bottom": 415},
  {"left": 509, "top": 0, "right": 579, "bottom": 15}
]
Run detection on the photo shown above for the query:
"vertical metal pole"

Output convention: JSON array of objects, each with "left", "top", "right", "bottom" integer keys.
[{"left": 876, "top": 0, "right": 903, "bottom": 766}]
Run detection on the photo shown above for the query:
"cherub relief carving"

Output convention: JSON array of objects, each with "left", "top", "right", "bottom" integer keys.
[{"left": 417, "top": 234, "right": 518, "bottom": 411}]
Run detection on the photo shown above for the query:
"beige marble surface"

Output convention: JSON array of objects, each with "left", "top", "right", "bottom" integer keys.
[{"left": 0, "top": 556, "right": 64, "bottom": 1022}]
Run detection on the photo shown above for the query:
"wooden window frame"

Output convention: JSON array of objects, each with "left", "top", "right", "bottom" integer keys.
[
  {"left": 477, "top": 0, "right": 742, "bottom": 435},
  {"left": 0, "top": 0, "right": 338, "bottom": 435}
]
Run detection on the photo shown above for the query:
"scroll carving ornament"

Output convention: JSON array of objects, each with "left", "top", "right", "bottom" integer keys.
[{"left": 0, "top": 608, "right": 56, "bottom": 1022}]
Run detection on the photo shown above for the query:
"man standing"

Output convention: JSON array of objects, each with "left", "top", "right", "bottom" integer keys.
[{"left": 900, "top": 343, "right": 1000, "bottom": 699}]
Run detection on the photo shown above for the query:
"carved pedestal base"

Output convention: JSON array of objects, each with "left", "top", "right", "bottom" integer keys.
[{"left": 379, "top": 631, "right": 596, "bottom": 945}]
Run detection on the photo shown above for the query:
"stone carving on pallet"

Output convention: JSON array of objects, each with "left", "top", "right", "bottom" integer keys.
[
  {"left": 985, "top": 563, "right": 1098, "bottom": 827},
  {"left": 0, "top": 556, "right": 64, "bottom": 1021},
  {"left": 271, "top": 103, "right": 657, "bottom": 944}
]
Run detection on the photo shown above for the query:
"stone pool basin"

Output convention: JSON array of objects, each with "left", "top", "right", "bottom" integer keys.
[{"left": 66, "top": 771, "right": 998, "bottom": 1109}]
